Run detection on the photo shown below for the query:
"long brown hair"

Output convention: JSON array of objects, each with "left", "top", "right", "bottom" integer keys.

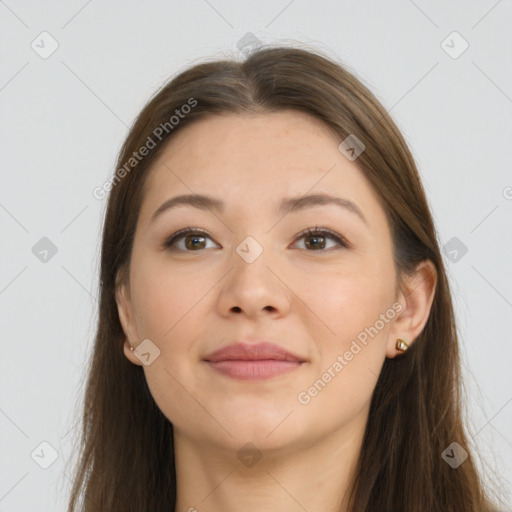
[{"left": 66, "top": 44, "right": 502, "bottom": 511}]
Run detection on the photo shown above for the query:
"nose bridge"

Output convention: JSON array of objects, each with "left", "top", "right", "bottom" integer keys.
[
  {"left": 231, "top": 233, "right": 275, "bottom": 293},
  {"left": 235, "top": 234, "right": 266, "bottom": 266},
  {"left": 217, "top": 231, "right": 288, "bottom": 317}
]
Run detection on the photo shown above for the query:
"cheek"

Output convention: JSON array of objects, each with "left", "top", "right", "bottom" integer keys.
[
  {"left": 131, "top": 257, "right": 207, "bottom": 341},
  {"left": 295, "top": 276, "right": 392, "bottom": 425},
  {"left": 295, "top": 261, "right": 395, "bottom": 377},
  {"left": 292, "top": 266, "right": 390, "bottom": 341},
  {"left": 129, "top": 259, "right": 208, "bottom": 427}
]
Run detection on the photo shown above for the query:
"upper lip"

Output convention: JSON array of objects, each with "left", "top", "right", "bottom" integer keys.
[{"left": 203, "top": 342, "right": 305, "bottom": 363}]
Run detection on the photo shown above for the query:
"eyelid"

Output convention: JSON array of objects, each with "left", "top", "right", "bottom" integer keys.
[
  {"left": 292, "top": 226, "right": 350, "bottom": 250},
  {"left": 163, "top": 226, "right": 350, "bottom": 251},
  {"left": 162, "top": 226, "right": 218, "bottom": 250}
]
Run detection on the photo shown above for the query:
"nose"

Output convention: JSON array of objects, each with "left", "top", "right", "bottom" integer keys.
[{"left": 215, "top": 245, "right": 291, "bottom": 321}]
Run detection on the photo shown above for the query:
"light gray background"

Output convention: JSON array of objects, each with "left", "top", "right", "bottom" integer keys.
[{"left": 1, "top": 1, "right": 511, "bottom": 510}]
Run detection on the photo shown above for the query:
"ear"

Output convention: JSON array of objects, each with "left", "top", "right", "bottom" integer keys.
[
  {"left": 386, "top": 259, "right": 437, "bottom": 358},
  {"left": 115, "top": 274, "right": 143, "bottom": 366}
]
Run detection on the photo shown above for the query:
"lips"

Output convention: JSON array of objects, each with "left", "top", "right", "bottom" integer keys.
[
  {"left": 203, "top": 342, "right": 306, "bottom": 381},
  {"left": 203, "top": 341, "right": 305, "bottom": 363}
]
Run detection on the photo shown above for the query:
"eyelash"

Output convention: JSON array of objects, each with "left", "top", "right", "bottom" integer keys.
[{"left": 162, "top": 225, "right": 350, "bottom": 252}]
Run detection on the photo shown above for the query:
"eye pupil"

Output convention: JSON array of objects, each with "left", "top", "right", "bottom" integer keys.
[
  {"left": 305, "top": 235, "right": 325, "bottom": 250},
  {"left": 166, "top": 227, "right": 345, "bottom": 252},
  {"left": 185, "top": 235, "right": 206, "bottom": 250}
]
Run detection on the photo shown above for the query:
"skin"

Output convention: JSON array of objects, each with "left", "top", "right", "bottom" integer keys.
[{"left": 116, "top": 110, "right": 437, "bottom": 512}]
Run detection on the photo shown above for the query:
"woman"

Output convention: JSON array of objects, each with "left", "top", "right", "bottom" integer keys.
[{"left": 66, "top": 45, "right": 502, "bottom": 511}]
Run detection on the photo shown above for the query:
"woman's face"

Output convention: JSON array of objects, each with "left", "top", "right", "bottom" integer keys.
[{"left": 117, "top": 110, "right": 412, "bottom": 454}]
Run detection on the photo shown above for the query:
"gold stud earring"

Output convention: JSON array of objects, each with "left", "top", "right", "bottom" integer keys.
[{"left": 395, "top": 338, "right": 409, "bottom": 352}]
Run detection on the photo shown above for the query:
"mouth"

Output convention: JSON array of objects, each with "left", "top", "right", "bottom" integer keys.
[
  {"left": 204, "top": 359, "right": 305, "bottom": 380},
  {"left": 203, "top": 341, "right": 307, "bottom": 381}
]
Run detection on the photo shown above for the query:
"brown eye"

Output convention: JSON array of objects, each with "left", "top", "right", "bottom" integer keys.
[
  {"left": 294, "top": 227, "right": 349, "bottom": 251},
  {"left": 305, "top": 234, "right": 325, "bottom": 249},
  {"left": 184, "top": 234, "right": 206, "bottom": 250},
  {"left": 164, "top": 228, "right": 218, "bottom": 251},
  {"left": 163, "top": 226, "right": 349, "bottom": 252}
]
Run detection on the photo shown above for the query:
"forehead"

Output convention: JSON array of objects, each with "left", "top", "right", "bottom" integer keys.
[
  {"left": 172, "top": 108, "right": 336, "bottom": 140},
  {"left": 139, "top": 111, "right": 386, "bottom": 231},
  {"left": 149, "top": 110, "right": 339, "bottom": 176}
]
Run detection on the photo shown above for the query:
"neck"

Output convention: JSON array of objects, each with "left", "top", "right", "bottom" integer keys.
[{"left": 173, "top": 411, "right": 367, "bottom": 512}]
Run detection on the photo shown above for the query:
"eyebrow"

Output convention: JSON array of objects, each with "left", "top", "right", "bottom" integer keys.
[{"left": 150, "top": 192, "right": 368, "bottom": 226}]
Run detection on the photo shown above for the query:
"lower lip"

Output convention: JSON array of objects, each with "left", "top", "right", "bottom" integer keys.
[{"left": 204, "top": 360, "right": 304, "bottom": 380}]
